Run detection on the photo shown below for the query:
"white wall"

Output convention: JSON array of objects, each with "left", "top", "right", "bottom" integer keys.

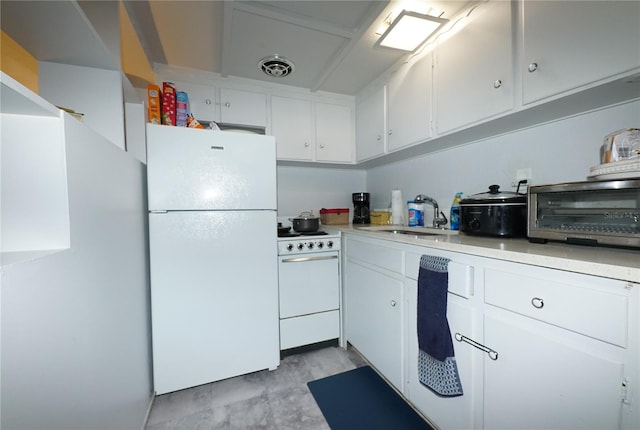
[
  {"left": 277, "top": 165, "right": 366, "bottom": 223},
  {"left": 1, "top": 116, "right": 152, "bottom": 430},
  {"left": 366, "top": 100, "right": 640, "bottom": 223}
]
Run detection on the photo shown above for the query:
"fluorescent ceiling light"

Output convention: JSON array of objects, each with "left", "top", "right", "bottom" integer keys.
[{"left": 375, "top": 10, "right": 448, "bottom": 52}]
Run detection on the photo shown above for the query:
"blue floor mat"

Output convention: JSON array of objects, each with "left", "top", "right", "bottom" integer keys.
[{"left": 307, "top": 365, "right": 434, "bottom": 430}]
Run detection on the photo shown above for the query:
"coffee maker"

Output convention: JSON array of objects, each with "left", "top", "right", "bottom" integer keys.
[{"left": 352, "top": 192, "right": 370, "bottom": 224}]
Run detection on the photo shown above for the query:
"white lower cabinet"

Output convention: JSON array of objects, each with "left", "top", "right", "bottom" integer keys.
[
  {"left": 344, "top": 237, "right": 404, "bottom": 390},
  {"left": 405, "top": 279, "right": 480, "bottom": 429},
  {"left": 342, "top": 233, "right": 640, "bottom": 430},
  {"left": 483, "top": 312, "right": 624, "bottom": 430},
  {"left": 482, "top": 263, "right": 638, "bottom": 430},
  {"left": 403, "top": 250, "right": 480, "bottom": 429}
]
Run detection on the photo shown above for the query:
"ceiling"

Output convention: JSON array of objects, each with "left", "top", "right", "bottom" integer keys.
[{"left": 122, "top": 0, "right": 471, "bottom": 96}]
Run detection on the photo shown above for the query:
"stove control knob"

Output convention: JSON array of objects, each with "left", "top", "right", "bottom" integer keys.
[
  {"left": 307, "top": 242, "right": 314, "bottom": 250},
  {"left": 286, "top": 243, "right": 294, "bottom": 252},
  {"left": 297, "top": 243, "right": 304, "bottom": 251},
  {"left": 326, "top": 240, "right": 334, "bottom": 248},
  {"left": 317, "top": 242, "right": 324, "bottom": 249}
]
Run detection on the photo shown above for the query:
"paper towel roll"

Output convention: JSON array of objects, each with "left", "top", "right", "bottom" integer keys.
[{"left": 391, "top": 189, "right": 404, "bottom": 225}]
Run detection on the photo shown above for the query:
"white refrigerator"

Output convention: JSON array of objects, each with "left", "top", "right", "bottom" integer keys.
[{"left": 146, "top": 124, "right": 279, "bottom": 395}]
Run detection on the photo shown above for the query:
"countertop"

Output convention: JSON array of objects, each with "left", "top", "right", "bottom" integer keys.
[{"left": 325, "top": 224, "right": 640, "bottom": 283}]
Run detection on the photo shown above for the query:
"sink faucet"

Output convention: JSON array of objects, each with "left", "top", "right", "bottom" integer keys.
[{"left": 414, "top": 194, "right": 448, "bottom": 228}]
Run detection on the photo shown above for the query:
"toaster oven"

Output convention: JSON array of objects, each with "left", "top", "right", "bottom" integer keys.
[{"left": 528, "top": 179, "right": 640, "bottom": 249}]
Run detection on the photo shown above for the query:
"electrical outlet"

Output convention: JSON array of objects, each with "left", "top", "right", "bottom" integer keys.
[{"left": 516, "top": 168, "right": 532, "bottom": 182}]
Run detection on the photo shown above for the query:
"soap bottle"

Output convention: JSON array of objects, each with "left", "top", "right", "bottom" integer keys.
[{"left": 450, "top": 192, "right": 463, "bottom": 230}]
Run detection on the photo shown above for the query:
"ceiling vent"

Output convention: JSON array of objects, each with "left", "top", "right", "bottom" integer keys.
[{"left": 259, "top": 55, "right": 295, "bottom": 78}]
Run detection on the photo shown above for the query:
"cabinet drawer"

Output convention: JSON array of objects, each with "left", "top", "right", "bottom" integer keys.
[
  {"left": 405, "top": 252, "right": 473, "bottom": 299},
  {"left": 484, "top": 268, "right": 628, "bottom": 347},
  {"left": 346, "top": 238, "right": 403, "bottom": 274}
]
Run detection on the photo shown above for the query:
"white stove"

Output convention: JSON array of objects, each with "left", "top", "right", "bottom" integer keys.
[{"left": 276, "top": 232, "right": 342, "bottom": 351}]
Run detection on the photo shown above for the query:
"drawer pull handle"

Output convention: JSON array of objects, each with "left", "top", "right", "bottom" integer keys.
[
  {"left": 390, "top": 300, "right": 396, "bottom": 307},
  {"left": 531, "top": 297, "right": 544, "bottom": 309},
  {"left": 455, "top": 333, "right": 499, "bottom": 360}
]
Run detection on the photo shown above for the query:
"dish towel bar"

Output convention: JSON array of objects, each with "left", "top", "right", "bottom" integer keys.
[{"left": 417, "top": 255, "right": 463, "bottom": 397}]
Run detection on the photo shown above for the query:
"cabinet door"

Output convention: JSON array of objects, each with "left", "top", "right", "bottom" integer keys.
[
  {"left": 522, "top": 1, "right": 640, "bottom": 104},
  {"left": 271, "top": 96, "right": 313, "bottom": 161},
  {"left": 405, "top": 282, "right": 480, "bottom": 430},
  {"left": 170, "top": 81, "right": 216, "bottom": 122},
  {"left": 387, "top": 53, "right": 432, "bottom": 152},
  {"left": 484, "top": 313, "right": 624, "bottom": 430},
  {"left": 219, "top": 88, "right": 267, "bottom": 126},
  {"left": 435, "top": 0, "right": 513, "bottom": 133},
  {"left": 315, "top": 102, "right": 353, "bottom": 163},
  {"left": 345, "top": 260, "right": 403, "bottom": 389},
  {"left": 356, "top": 85, "right": 386, "bottom": 161}
]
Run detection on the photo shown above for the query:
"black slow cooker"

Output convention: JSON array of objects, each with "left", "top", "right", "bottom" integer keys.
[{"left": 459, "top": 184, "right": 527, "bottom": 237}]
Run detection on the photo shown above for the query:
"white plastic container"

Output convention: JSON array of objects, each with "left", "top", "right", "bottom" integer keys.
[{"left": 407, "top": 200, "right": 424, "bottom": 227}]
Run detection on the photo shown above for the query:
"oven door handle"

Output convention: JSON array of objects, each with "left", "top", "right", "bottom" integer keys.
[{"left": 281, "top": 255, "right": 338, "bottom": 263}]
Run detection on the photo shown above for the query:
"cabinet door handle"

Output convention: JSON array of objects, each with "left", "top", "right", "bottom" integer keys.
[
  {"left": 493, "top": 79, "right": 502, "bottom": 89},
  {"left": 528, "top": 62, "right": 538, "bottom": 73},
  {"left": 531, "top": 297, "right": 544, "bottom": 309},
  {"left": 224, "top": 101, "right": 231, "bottom": 108},
  {"left": 390, "top": 300, "right": 396, "bottom": 307},
  {"left": 205, "top": 99, "right": 212, "bottom": 105},
  {"left": 455, "top": 333, "right": 499, "bottom": 360},
  {"left": 376, "top": 135, "right": 381, "bottom": 141},
  {"left": 304, "top": 142, "right": 310, "bottom": 147},
  {"left": 388, "top": 129, "right": 393, "bottom": 135},
  {"left": 319, "top": 143, "right": 325, "bottom": 149}
]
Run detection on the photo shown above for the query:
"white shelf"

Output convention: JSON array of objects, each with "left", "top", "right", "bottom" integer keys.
[
  {"left": 1, "top": 249, "right": 66, "bottom": 269},
  {"left": 0, "top": 72, "right": 60, "bottom": 117}
]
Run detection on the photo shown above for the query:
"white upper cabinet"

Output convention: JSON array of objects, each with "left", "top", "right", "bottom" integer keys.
[
  {"left": 271, "top": 96, "right": 314, "bottom": 161},
  {"left": 315, "top": 102, "right": 353, "bottom": 163},
  {"left": 39, "top": 62, "right": 126, "bottom": 150},
  {"left": 355, "top": 84, "right": 386, "bottom": 162},
  {"left": 434, "top": 1, "right": 513, "bottom": 134},
  {"left": 220, "top": 88, "right": 267, "bottom": 127},
  {"left": 387, "top": 52, "right": 433, "bottom": 152},
  {"left": 270, "top": 95, "right": 354, "bottom": 163},
  {"left": 170, "top": 81, "right": 217, "bottom": 122},
  {"left": 521, "top": 0, "right": 640, "bottom": 105}
]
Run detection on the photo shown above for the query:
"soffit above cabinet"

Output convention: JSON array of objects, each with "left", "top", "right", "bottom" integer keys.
[{"left": 1, "top": 1, "right": 119, "bottom": 70}]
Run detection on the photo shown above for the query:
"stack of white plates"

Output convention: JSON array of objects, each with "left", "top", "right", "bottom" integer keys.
[{"left": 588, "top": 158, "right": 640, "bottom": 180}]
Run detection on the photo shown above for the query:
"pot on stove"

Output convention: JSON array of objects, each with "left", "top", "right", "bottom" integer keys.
[
  {"left": 289, "top": 211, "right": 320, "bottom": 233},
  {"left": 459, "top": 184, "right": 527, "bottom": 238}
]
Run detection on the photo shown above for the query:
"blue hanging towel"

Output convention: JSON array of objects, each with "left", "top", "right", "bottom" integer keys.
[{"left": 417, "top": 255, "right": 463, "bottom": 397}]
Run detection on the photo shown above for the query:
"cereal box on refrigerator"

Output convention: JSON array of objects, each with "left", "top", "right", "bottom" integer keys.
[
  {"left": 147, "top": 84, "right": 161, "bottom": 124},
  {"left": 162, "top": 82, "right": 176, "bottom": 126},
  {"left": 176, "top": 91, "right": 189, "bottom": 127}
]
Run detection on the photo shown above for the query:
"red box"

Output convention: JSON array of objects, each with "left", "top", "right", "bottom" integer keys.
[
  {"left": 319, "top": 208, "right": 350, "bottom": 225},
  {"left": 162, "top": 82, "right": 176, "bottom": 126}
]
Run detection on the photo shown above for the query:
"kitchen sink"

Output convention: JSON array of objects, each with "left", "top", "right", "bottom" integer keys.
[
  {"left": 379, "top": 229, "right": 444, "bottom": 236},
  {"left": 356, "top": 226, "right": 456, "bottom": 236}
]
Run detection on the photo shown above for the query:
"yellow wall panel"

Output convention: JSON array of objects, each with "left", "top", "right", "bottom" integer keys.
[
  {"left": 0, "top": 31, "right": 38, "bottom": 93},
  {"left": 120, "top": 1, "right": 155, "bottom": 88}
]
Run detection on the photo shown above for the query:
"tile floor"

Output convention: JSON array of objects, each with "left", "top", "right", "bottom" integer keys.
[{"left": 145, "top": 345, "right": 368, "bottom": 430}]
